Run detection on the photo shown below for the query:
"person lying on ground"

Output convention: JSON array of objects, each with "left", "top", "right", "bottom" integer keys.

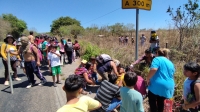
[{"left": 57, "top": 75, "right": 101, "bottom": 112}]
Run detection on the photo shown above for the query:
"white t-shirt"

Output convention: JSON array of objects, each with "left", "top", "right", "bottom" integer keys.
[
  {"left": 140, "top": 36, "right": 146, "bottom": 43},
  {"left": 150, "top": 36, "right": 159, "bottom": 49},
  {"left": 48, "top": 51, "right": 60, "bottom": 67}
]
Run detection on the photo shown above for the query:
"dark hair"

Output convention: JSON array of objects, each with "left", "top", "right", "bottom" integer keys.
[
  {"left": 184, "top": 62, "right": 200, "bottom": 78},
  {"left": 145, "top": 49, "right": 151, "bottom": 54},
  {"left": 85, "top": 62, "right": 92, "bottom": 70},
  {"left": 75, "top": 40, "right": 78, "bottom": 43},
  {"left": 64, "top": 75, "right": 83, "bottom": 92},
  {"left": 108, "top": 74, "right": 118, "bottom": 84},
  {"left": 124, "top": 72, "right": 138, "bottom": 86},
  {"left": 117, "top": 64, "right": 124, "bottom": 68},
  {"left": 30, "top": 31, "right": 33, "bottom": 35},
  {"left": 68, "top": 39, "right": 71, "bottom": 42}
]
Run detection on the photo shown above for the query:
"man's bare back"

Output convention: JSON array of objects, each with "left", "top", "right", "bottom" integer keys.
[{"left": 28, "top": 35, "right": 35, "bottom": 44}]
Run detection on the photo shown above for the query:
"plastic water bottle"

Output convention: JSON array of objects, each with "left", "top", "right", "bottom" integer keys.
[{"left": 163, "top": 99, "right": 173, "bottom": 112}]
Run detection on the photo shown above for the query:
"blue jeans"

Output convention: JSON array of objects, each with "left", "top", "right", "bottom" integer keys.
[{"left": 106, "top": 98, "right": 122, "bottom": 112}]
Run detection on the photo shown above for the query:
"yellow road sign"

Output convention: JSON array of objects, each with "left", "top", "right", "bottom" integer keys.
[{"left": 122, "top": 0, "right": 152, "bottom": 10}]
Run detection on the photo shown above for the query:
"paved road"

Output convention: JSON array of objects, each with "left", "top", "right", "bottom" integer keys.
[{"left": 0, "top": 58, "right": 98, "bottom": 112}]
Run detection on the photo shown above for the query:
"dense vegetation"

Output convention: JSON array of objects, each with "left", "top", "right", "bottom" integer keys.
[{"left": 0, "top": 0, "right": 200, "bottom": 111}]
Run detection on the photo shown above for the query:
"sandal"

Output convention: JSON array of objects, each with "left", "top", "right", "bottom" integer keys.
[{"left": 81, "top": 90, "right": 88, "bottom": 95}]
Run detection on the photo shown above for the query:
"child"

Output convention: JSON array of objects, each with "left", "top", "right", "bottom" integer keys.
[
  {"left": 115, "top": 64, "right": 126, "bottom": 86},
  {"left": 182, "top": 62, "right": 200, "bottom": 111},
  {"left": 48, "top": 45, "right": 61, "bottom": 87},
  {"left": 57, "top": 75, "right": 101, "bottom": 112},
  {"left": 90, "top": 57, "right": 98, "bottom": 83},
  {"left": 134, "top": 70, "right": 147, "bottom": 97},
  {"left": 120, "top": 72, "right": 144, "bottom": 112},
  {"left": 94, "top": 74, "right": 122, "bottom": 112}
]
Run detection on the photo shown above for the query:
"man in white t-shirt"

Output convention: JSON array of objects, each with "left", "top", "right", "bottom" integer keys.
[
  {"left": 140, "top": 34, "right": 146, "bottom": 47},
  {"left": 48, "top": 45, "right": 61, "bottom": 87}
]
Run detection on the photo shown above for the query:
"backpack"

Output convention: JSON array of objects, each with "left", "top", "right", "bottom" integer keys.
[
  {"left": 96, "top": 54, "right": 112, "bottom": 64},
  {"left": 30, "top": 45, "right": 43, "bottom": 61},
  {"left": 74, "top": 43, "right": 80, "bottom": 50},
  {"left": 190, "top": 79, "right": 200, "bottom": 110},
  {"left": 0, "top": 44, "right": 7, "bottom": 58},
  {"left": 65, "top": 42, "right": 73, "bottom": 51}
]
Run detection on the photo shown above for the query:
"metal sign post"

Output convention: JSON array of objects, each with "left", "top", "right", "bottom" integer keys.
[
  {"left": 7, "top": 52, "right": 14, "bottom": 94},
  {"left": 135, "top": 9, "right": 139, "bottom": 60},
  {"left": 122, "top": 0, "right": 152, "bottom": 60}
]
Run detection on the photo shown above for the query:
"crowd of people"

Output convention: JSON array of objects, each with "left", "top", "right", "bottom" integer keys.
[
  {"left": 1, "top": 31, "right": 80, "bottom": 88},
  {"left": 1, "top": 30, "right": 200, "bottom": 112}
]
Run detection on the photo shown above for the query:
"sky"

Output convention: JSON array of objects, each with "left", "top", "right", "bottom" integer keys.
[{"left": 0, "top": 0, "right": 192, "bottom": 33}]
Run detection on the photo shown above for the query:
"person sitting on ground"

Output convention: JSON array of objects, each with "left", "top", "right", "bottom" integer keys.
[
  {"left": 182, "top": 62, "right": 200, "bottom": 111},
  {"left": 120, "top": 72, "right": 144, "bottom": 112},
  {"left": 90, "top": 57, "right": 98, "bottom": 83},
  {"left": 115, "top": 64, "right": 126, "bottom": 87},
  {"left": 94, "top": 74, "right": 122, "bottom": 112},
  {"left": 130, "top": 49, "right": 155, "bottom": 68},
  {"left": 75, "top": 62, "right": 96, "bottom": 85},
  {"left": 19, "top": 36, "right": 47, "bottom": 88},
  {"left": 96, "top": 54, "right": 119, "bottom": 80},
  {"left": 133, "top": 70, "right": 147, "bottom": 98},
  {"left": 56, "top": 75, "right": 101, "bottom": 112},
  {"left": 48, "top": 45, "right": 61, "bottom": 87},
  {"left": 1, "top": 34, "right": 21, "bottom": 86}
]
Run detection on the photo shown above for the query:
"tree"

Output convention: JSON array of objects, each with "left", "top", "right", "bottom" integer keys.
[
  {"left": 50, "top": 16, "right": 81, "bottom": 34},
  {"left": 0, "top": 18, "right": 12, "bottom": 41},
  {"left": 123, "top": 23, "right": 135, "bottom": 36},
  {"left": 167, "top": 0, "right": 200, "bottom": 49},
  {"left": 58, "top": 24, "right": 84, "bottom": 38},
  {"left": 2, "top": 14, "right": 27, "bottom": 38},
  {"left": 109, "top": 23, "right": 124, "bottom": 36}
]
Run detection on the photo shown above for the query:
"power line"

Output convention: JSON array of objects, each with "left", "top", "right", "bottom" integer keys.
[{"left": 83, "top": 8, "right": 121, "bottom": 25}]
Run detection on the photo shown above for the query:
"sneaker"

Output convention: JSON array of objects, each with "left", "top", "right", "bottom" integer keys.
[
  {"left": 53, "top": 83, "right": 57, "bottom": 87},
  {"left": 15, "top": 77, "right": 21, "bottom": 81},
  {"left": 4, "top": 81, "right": 9, "bottom": 86},
  {"left": 38, "top": 79, "right": 47, "bottom": 86},
  {"left": 26, "top": 84, "right": 32, "bottom": 88},
  {"left": 56, "top": 81, "right": 62, "bottom": 84}
]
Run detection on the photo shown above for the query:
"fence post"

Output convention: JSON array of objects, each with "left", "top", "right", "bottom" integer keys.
[
  {"left": 166, "top": 42, "right": 168, "bottom": 48},
  {"left": 7, "top": 52, "right": 14, "bottom": 94}
]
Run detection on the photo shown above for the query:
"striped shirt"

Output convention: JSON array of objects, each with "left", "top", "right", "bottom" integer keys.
[{"left": 94, "top": 80, "right": 120, "bottom": 110}]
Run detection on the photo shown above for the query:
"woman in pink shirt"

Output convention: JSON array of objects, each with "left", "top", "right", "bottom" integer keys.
[{"left": 58, "top": 39, "right": 66, "bottom": 65}]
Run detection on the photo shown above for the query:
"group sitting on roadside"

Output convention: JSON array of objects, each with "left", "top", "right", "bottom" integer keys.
[{"left": 1, "top": 30, "right": 200, "bottom": 112}]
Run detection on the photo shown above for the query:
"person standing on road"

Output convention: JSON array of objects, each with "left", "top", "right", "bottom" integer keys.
[
  {"left": 19, "top": 36, "right": 47, "bottom": 88},
  {"left": 28, "top": 31, "right": 35, "bottom": 46},
  {"left": 41, "top": 35, "right": 50, "bottom": 66},
  {"left": 64, "top": 39, "right": 73, "bottom": 64},
  {"left": 1, "top": 34, "right": 21, "bottom": 86}
]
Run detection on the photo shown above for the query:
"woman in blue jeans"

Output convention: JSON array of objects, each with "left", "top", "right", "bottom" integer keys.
[{"left": 147, "top": 48, "right": 175, "bottom": 112}]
